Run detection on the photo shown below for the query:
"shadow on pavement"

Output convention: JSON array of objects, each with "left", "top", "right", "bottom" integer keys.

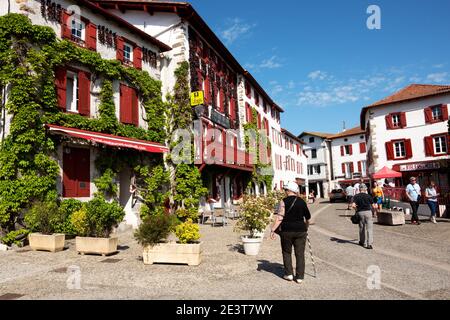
[
  {"left": 227, "top": 243, "right": 244, "bottom": 254},
  {"left": 256, "top": 260, "right": 285, "bottom": 278},
  {"left": 330, "top": 237, "right": 359, "bottom": 246}
]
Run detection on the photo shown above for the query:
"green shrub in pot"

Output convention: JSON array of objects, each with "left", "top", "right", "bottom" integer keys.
[
  {"left": 134, "top": 213, "right": 178, "bottom": 248},
  {"left": 25, "top": 201, "right": 63, "bottom": 235}
]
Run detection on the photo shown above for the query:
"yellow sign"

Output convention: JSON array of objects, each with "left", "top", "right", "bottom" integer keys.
[{"left": 190, "top": 91, "right": 204, "bottom": 106}]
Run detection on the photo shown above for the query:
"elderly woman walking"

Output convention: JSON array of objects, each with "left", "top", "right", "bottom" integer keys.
[
  {"left": 352, "top": 184, "right": 377, "bottom": 249},
  {"left": 270, "top": 181, "right": 311, "bottom": 284}
]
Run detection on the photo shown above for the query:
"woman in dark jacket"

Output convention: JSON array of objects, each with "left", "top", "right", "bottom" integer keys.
[{"left": 270, "top": 181, "right": 311, "bottom": 284}]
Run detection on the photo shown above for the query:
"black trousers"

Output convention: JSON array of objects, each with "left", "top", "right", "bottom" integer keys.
[
  {"left": 280, "top": 231, "right": 307, "bottom": 279},
  {"left": 410, "top": 201, "right": 420, "bottom": 222}
]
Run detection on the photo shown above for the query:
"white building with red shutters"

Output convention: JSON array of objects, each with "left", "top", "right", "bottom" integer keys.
[
  {"left": 0, "top": 0, "right": 171, "bottom": 227},
  {"left": 328, "top": 126, "right": 369, "bottom": 188},
  {"left": 361, "top": 84, "right": 450, "bottom": 190}
]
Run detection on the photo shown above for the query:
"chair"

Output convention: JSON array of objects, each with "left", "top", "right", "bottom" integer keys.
[{"left": 201, "top": 203, "right": 217, "bottom": 226}]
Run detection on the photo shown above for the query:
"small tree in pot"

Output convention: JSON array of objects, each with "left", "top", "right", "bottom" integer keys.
[
  {"left": 71, "top": 195, "right": 125, "bottom": 256},
  {"left": 25, "top": 201, "right": 66, "bottom": 252}
]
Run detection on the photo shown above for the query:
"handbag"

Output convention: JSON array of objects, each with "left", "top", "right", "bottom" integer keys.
[
  {"left": 351, "top": 212, "right": 361, "bottom": 224},
  {"left": 274, "top": 197, "right": 298, "bottom": 235}
]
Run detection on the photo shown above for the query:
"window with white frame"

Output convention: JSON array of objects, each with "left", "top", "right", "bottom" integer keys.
[
  {"left": 311, "top": 149, "right": 317, "bottom": 159},
  {"left": 392, "top": 114, "right": 401, "bottom": 127},
  {"left": 432, "top": 106, "right": 442, "bottom": 120},
  {"left": 344, "top": 145, "right": 351, "bottom": 155},
  {"left": 394, "top": 141, "right": 406, "bottom": 158},
  {"left": 434, "top": 136, "right": 448, "bottom": 154},
  {"left": 361, "top": 161, "right": 367, "bottom": 177},
  {"left": 71, "top": 18, "right": 85, "bottom": 43},
  {"left": 123, "top": 42, "right": 133, "bottom": 63},
  {"left": 66, "top": 71, "right": 78, "bottom": 113}
]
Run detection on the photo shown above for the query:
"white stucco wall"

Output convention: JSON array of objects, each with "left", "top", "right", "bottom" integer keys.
[
  {"left": 364, "top": 95, "right": 450, "bottom": 174},
  {"left": 331, "top": 133, "right": 367, "bottom": 181}
]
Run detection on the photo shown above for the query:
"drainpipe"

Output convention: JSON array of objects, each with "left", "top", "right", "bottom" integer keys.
[{"left": 8, "top": 0, "right": 11, "bottom": 14}]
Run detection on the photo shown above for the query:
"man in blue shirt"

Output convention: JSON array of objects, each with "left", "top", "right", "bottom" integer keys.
[{"left": 406, "top": 177, "right": 421, "bottom": 225}]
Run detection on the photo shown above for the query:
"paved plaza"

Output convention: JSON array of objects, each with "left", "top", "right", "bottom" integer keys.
[{"left": 0, "top": 202, "right": 449, "bottom": 300}]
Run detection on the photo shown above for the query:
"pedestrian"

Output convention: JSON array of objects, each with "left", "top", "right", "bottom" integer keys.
[
  {"left": 345, "top": 184, "right": 354, "bottom": 210},
  {"left": 351, "top": 184, "right": 376, "bottom": 249},
  {"left": 372, "top": 181, "right": 384, "bottom": 217},
  {"left": 270, "top": 181, "right": 311, "bottom": 284},
  {"left": 308, "top": 190, "right": 315, "bottom": 203},
  {"left": 406, "top": 177, "right": 421, "bottom": 225},
  {"left": 425, "top": 181, "right": 440, "bottom": 224},
  {"left": 354, "top": 179, "right": 363, "bottom": 195}
]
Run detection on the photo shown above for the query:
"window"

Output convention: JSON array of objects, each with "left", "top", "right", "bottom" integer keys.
[
  {"left": 311, "top": 149, "right": 317, "bottom": 158},
  {"left": 392, "top": 114, "right": 401, "bottom": 127},
  {"left": 123, "top": 42, "right": 133, "bottom": 63},
  {"left": 71, "top": 19, "right": 85, "bottom": 42},
  {"left": 425, "top": 104, "right": 448, "bottom": 123},
  {"left": 309, "top": 137, "right": 315, "bottom": 143},
  {"left": 315, "top": 165, "right": 321, "bottom": 175},
  {"left": 66, "top": 71, "right": 78, "bottom": 113},
  {"left": 432, "top": 106, "right": 442, "bottom": 121},
  {"left": 361, "top": 161, "right": 367, "bottom": 177},
  {"left": 359, "top": 142, "right": 366, "bottom": 153},
  {"left": 394, "top": 141, "right": 406, "bottom": 159},
  {"left": 434, "top": 136, "right": 448, "bottom": 154},
  {"left": 342, "top": 145, "right": 352, "bottom": 155}
]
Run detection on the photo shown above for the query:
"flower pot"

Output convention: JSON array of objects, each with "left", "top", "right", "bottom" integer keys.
[
  {"left": 75, "top": 236, "right": 118, "bottom": 256},
  {"left": 241, "top": 236, "right": 262, "bottom": 256},
  {"left": 28, "top": 233, "right": 65, "bottom": 253},
  {"left": 143, "top": 242, "right": 203, "bottom": 266}
]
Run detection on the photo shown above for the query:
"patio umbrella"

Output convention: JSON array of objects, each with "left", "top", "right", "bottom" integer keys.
[{"left": 372, "top": 166, "right": 402, "bottom": 179}]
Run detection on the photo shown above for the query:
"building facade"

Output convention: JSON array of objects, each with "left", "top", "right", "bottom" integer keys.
[
  {"left": 0, "top": 0, "right": 171, "bottom": 227},
  {"left": 328, "top": 126, "right": 368, "bottom": 188},
  {"left": 298, "top": 132, "right": 333, "bottom": 198},
  {"left": 361, "top": 84, "right": 450, "bottom": 190}
]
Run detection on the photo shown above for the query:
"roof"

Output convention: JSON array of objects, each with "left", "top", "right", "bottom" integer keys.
[
  {"left": 298, "top": 131, "right": 334, "bottom": 139},
  {"left": 92, "top": 0, "right": 284, "bottom": 112},
  {"left": 327, "top": 126, "right": 365, "bottom": 139},
  {"left": 281, "top": 128, "right": 304, "bottom": 144},
  {"left": 75, "top": 0, "right": 171, "bottom": 51},
  {"left": 360, "top": 84, "right": 450, "bottom": 129}
]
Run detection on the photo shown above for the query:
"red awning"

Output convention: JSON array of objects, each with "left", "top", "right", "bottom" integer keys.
[
  {"left": 372, "top": 166, "right": 402, "bottom": 179},
  {"left": 46, "top": 124, "right": 169, "bottom": 153}
]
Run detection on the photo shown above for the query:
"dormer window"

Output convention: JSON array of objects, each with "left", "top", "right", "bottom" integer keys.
[
  {"left": 392, "top": 114, "right": 401, "bottom": 127},
  {"left": 71, "top": 19, "right": 85, "bottom": 43},
  {"left": 432, "top": 106, "right": 442, "bottom": 121}
]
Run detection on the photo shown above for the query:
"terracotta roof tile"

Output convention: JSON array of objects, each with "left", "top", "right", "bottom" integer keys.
[
  {"left": 327, "top": 126, "right": 365, "bottom": 139},
  {"left": 298, "top": 131, "right": 334, "bottom": 139}
]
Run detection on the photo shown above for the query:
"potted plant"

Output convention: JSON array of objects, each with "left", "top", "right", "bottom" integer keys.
[
  {"left": 71, "top": 195, "right": 125, "bottom": 256},
  {"left": 25, "top": 201, "right": 66, "bottom": 253},
  {"left": 135, "top": 208, "right": 203, "bottom": 266},
  {"left": 235, "top": 195, "right": 272, "bottom": 256}
]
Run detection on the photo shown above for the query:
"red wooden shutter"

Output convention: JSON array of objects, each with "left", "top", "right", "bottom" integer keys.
[
  {"left": 341, "top": 163, "right": 346, "bottom": 174},
  {"left": 133, "top": 46, "right": 142, "bottom": 70},
  {"left": 359, "top": 142, "right": 366, "bottom": 153},
  {"left": 63, "top": 147, "right": 90, "bottom": 198},
  {"left": 131, "top": 88, "right": 139, "bottom": 126},
  {"left": 86, "top": 22, "right": 97, "bottom": 51},
  {"left": 442, "top": 104, "right": 449, "bottom": 121},
  {"left": 229, "top": 98, "right": 235, "bottom": 121},
  {"left": 349, "top": 145, "right": 353, "bottom": 155},
  {"left": 245, "top": 83, "right": 251, "bottom": 98},
  {"left": 78, "top": 71, "right": 91, "bottom": 116},
  {"left": 76, "top": 148, "right": 90, "bottom": 197},
  {"left": 340, "top": 146, "right": 344, "bottom": 156},
  {"left": 219, "top": 89, "right": 225, "bottom": 113},
  {"left": 400, "top": 112, "right": 407, "bottom": 128},
  {"left": 255, "top": 94, "right": 259, "bottom": 106},
  {"left": 61, "top": 11, "right": 72, "bottom": 39},
  {"left": 234, "top": 137, "right": 237, "bottom": 164},
  {"left": 424, "top": 107, "right": 433, "bottom": 123},
  {"left": 405, "top": 139, "right": 413, "bottom": 159},
  {"left": 385, "top": 114, "right": 393, "bottom": 129},
  {"left": 385, "top": 141, "right": 394, "bottom": 160},
  {"left": 357, "top": 161, "right": 362, "bottom": 173},
  {"left": 116, "top": 37, "right": 124, "bottom": 62},
  {"left": 63, "top": 148, "right": 76, "bottom": 197},
  {"left": 120, "top": 84, "right": 132, "bottom": 124},
  {"left": 350, "top": 162, "right": 354, "bottom": 173},
  {"left": 265, "top": 119, "right": 269, "bottom": 136},
  {"left": 257, "top": 113, "right": 261, "bottom": 129},
  {"left": 204, "top": 77, "right": 211, "bottom": 104},
  {"left": 424, "top": 136, "right": 434, "bottom": 157},
  {"left": 55, "top": 67, "right": 67, "bottom": 111}
]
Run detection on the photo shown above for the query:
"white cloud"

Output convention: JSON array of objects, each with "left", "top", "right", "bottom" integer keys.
[
  {"left": 426, "top": 72, "right": 448, "bottom": 83},
  {"left": 220, "top": 18, "right": 256, "bottom": 45},
  {"left": 259, "top": 56, "right": 282, "bottom": 69},
  {"left": 307, "top": 70, "right": 330, "bottom": 81}
]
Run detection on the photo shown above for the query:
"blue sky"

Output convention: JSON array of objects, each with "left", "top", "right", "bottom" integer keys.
[{"left": 188, "top": 0, "right": 450, "bottom": 135}]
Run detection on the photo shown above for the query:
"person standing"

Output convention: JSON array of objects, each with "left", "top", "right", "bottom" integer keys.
[
  {"left": 345, "top": 184, "right": 354, "bottom": 210},
  {"left": 270, "top": 181, "right": 311, "bottom": 284},
  {"left": 425, "top": 181, "right": 440, "bottom": 224},
  {"left": 352, "top": 184, "right": 376, "bottom": 249},
  {"left": 406, "top": 177, "right": 421, "bottom": 225},
  {"left": 372, "top": 181, "right": 384, "bottom": 217}
]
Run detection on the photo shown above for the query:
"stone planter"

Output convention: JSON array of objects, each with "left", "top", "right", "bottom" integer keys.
[
  {"left": 377, "top": 211, "right": 405, "bottom": 226},
  {"left": 241, "top": 236, "right": 263, "bottom": 256},
  {"left": 75, "top": 236, "right": 118, "bottom": 256},
  {"left": 28, "top": 233, "right": 65, "bottom": 253},
  {"left": 143, "top": 242, "right": 203, "bottom": 266}
]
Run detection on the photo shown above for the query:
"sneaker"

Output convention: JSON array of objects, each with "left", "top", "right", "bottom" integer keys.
[
  {"left": 366, "top": 245, "right": 373, "bottom": 250},
  {"left": 411, "top": 221, "right": 417, "bottom": 225},
  {"left": 432, "top": 217, "right": 437, "bottom": 224},
  {"left": 294, "top": 278, "right": 304, "bottom": 284},
  {"left": 283, "top": 275, "right": 294, "bottom": 281}
]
